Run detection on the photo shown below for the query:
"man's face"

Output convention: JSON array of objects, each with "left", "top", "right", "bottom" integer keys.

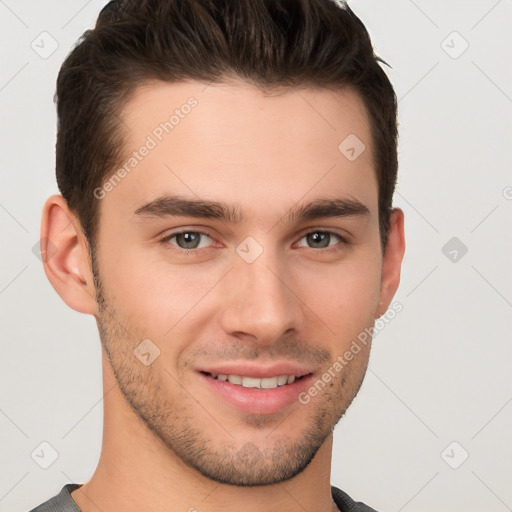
[{"left": 92, "top": 79, "right": 386, "bottom": 485}]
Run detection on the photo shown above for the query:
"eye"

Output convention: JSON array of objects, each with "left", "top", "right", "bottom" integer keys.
[
  {"left": 160, "top": 229, "right": 349, "bottom": 256},
  {"left": 296, "top": 230, "right": 348, "bottom": 251},
  {"left": 160, "top": 230, "right": 214, "bottom": 253}
]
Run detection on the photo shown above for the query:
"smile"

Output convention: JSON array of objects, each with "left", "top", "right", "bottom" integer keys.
[{"left": 205, "top": 372, "right": 298, "bottom": 389}]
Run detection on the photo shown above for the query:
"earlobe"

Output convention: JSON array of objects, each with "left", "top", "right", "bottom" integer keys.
[
  {"left": 40, "top": 194, "right": 98, "bottom": 315},
  {"left": 376, "top": 208, "right": 405, "bottom": 318}
]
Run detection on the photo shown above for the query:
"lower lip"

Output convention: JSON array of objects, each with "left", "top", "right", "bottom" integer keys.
[{"left": 197, "top": 372, "right": 314, "bottom": 415}]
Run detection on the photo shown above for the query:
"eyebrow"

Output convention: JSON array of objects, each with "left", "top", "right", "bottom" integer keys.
[{"left": 132, "top": 194, "right": 370, "bottom": 224}]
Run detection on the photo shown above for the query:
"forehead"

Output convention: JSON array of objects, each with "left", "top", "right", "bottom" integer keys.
[
  {"left": 120, "top": 79, "right": 373, "bottom": 157},
  {"left": 101, "top": 79, "right": 378, "bottom": 226}
]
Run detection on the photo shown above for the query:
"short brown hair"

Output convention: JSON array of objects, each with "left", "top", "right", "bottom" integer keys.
[{"left": 55, "top": 0, "right": 398, "bottom": 253}]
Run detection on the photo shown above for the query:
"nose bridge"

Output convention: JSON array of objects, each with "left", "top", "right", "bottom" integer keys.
[{"left": 219, "top": 243, "right": 302, "bottom": 343}]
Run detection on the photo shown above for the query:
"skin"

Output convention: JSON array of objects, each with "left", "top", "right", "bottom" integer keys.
[{"left": 41, "top": 79, "right": 405, "bottom": 512}]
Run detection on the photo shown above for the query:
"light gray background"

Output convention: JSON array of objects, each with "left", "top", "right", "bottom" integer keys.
[{"left": 1, "top": 1, "right": 511, "bottom": 511}]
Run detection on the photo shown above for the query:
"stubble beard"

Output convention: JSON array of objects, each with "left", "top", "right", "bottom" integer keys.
[{"left": 90, "top": 251, "right": 369, "bottom": 486}]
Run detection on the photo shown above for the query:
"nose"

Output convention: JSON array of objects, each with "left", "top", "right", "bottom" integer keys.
[{"left": 218, "top": 248, "right": 304, "bottom": 345}]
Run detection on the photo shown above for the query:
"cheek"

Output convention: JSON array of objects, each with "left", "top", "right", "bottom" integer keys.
[
  {"left": 297, "top": 253, "right": 382, "bottom": 339},
  {"left": 99, "top": 245, "right": 224, "bottom": 341},
  {"left": 98, "top": 230, "right": 382, "bottom": 350}
]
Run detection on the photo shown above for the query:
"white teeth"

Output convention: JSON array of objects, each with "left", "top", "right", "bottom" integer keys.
[
  {"left": 242, "top": 376, "right": 261, "bottom": 388},
  {"left": 261, "top": 377, "right": 279, "bottom": 389},
  {"left": 277, "top": 375, "right": 288, "bottom": 386},
  {"left": 227, "top": 375, "right": 243, "bottom": 385},
  {"left": 210, "top": 373, "right": 298, "bottom": 389}
]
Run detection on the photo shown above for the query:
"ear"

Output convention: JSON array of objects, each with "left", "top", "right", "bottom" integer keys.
[
  {"left": 376, "top": 207, "right": 405, "bottom": 318},
  {"left": 40, "top": 194, "right": 98, "bottom": 315}
]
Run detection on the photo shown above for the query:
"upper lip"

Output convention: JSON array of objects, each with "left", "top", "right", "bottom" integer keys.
[{"left": 197, "top": 362, "right": 313, "bottom": 379}]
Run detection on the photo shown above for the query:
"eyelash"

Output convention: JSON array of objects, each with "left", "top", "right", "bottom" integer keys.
[{"left": 159, "top": 229, "right": 349, "bottom": 256}]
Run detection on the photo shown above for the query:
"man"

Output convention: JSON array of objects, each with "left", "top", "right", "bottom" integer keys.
[{"left": 31, "top": 0, "right": 405, "bottom": 510}]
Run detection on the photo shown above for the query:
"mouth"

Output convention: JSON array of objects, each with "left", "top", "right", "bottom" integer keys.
[
  {"left": 201, "top": 371, "right": 309, "bottom": 389},
  {"left": 196, "top": 368, "right": 315, "bottom": 415}
]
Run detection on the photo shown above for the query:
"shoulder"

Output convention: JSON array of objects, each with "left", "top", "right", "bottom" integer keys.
[
  {"left": 28, "top": 483, "right": 83, "bottom": 512},
  {"left": 331, "top": 485, "right": 380, "bottom": 512}
]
